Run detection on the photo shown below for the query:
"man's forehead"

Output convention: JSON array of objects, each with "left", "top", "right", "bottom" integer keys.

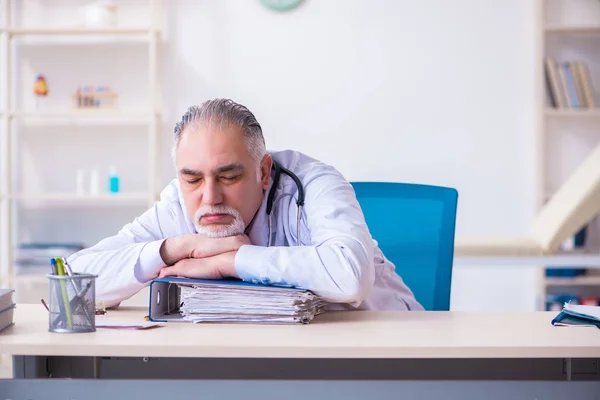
[{"left": 175, "top": 123, "right": 253, "bottom": 171}]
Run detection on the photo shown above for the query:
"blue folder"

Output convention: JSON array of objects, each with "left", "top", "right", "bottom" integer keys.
[
  {"left": 552, "top": 304, "right": 600, "bottom": 329},
  {"left": 148, "top": 277, "right": 314, "bottom": 323}
]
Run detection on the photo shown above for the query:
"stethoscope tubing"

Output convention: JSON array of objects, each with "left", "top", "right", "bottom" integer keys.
[{"left": 266, "top": 161, "right": 305, "bottom": 247}]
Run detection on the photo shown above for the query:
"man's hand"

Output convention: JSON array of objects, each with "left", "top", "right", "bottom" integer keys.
[
  {"left": 159, "top": 234, "right": 250, "bottom": 266},
  {"left": 158, "top": 251, "right": 238, "bottom": 280},
  {"left": 189, "top": 234, "right": 250, "bottom": 259}
]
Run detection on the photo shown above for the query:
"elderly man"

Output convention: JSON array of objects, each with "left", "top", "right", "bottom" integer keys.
[{"left": 69, "top": 98, "right": 422, "bottom": 311}]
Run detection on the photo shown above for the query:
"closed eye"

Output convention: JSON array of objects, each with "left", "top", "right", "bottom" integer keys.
[
  {"left": 186, "top": 178, "right": 201, "bottom": 184},
  {"left": 221, "top": 175, "right": 240, "bottom": 182}
]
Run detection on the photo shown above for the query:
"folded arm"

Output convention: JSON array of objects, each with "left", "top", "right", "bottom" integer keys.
[
  {"left": 235, "top": 168, "right": 375, "bottom": 306},
  {"left": 68, "top": 197, "right": 250, "bottom": 307},
  {"left": 67, "top": 202, "right": 172, "bottom": 307}
]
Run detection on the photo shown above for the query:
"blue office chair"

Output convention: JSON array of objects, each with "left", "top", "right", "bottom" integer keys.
[{"left": 350, "top": 182, "right": 458, "bottom": 311}]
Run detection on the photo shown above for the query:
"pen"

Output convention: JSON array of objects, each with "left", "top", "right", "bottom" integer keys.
[
  {"left": 49, "top": 258, "right": 66, "bottom": 329},
  {"left": 62, "top": 257, "right": 74, "bottom": 277},
  {"left": 41, "top": 298, "right": 50, "bottom": 312},
  {"left": 62, "top": 256, "right": 84, "bottom": 293},
  {"left": 50, "top": 258, "right": 58, "bottom": 275},
  {"left": 54, "top": 258, "right": 74, "bottom": 329}
]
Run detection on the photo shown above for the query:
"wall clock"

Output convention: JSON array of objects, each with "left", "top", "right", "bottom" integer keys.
[{"left": 260, "top": 0, "right": 304, "bottom": 11}]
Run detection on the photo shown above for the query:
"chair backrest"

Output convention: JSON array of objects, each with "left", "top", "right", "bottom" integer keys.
[{"left": 350, "top": 182, "right": 458, "bottom": 311}]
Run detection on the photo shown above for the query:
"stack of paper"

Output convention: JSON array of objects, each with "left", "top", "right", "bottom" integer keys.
[
  {"left": 178, "top": 280, "right": 326, "bottom": 324},
  {"left": 552, "top": 303, "right": 600, "bottom": 328}
]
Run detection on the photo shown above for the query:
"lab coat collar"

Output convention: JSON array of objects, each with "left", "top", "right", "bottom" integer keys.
[
  {"left": 245, "top": 179, "right": 273, "bottom": 247},
  {"left": 176, "top": 180, "right": 199, "bottom": 234}
]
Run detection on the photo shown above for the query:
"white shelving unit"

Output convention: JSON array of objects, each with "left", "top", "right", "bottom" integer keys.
[
  {"left": 544, "top": 25, "right": 600, "bottom": 34},
  {"left": 8, "top": 110, "right": 156, "bottom": 124},
  {"left": 544, "top": 274, "right": 600, "bottom": 287},
  {"left": 544, "top": 108, "right": 600, "bottom": 117},
  {"left": 1, "top": 27, "right": 152, "bottom": 35},
  {"left": 0, "top": 0, "right": 163, "bottom": 291},
  {"left": 535, "top": 0, "right": 600, "bottom": 309},
  {"left": 454, "top": 253, "right": 600, "bottom": 268}
]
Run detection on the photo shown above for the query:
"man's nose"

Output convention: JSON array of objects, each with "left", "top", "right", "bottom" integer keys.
[{"left": 201, "top": 180, "right": 223, "bottom": 206}]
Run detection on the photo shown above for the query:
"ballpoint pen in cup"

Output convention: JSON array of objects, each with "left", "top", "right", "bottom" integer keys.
[{"left": 63, "top": 257, "right": 74, "bottom": 276}]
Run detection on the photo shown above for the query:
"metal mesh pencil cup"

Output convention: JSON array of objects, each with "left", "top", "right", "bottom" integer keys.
[{"left": 47, "top": 273, "right": 97, "bottom": 333}]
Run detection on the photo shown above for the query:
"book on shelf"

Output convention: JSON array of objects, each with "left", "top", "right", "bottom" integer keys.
[
  {"left": 547, "top": 294, "right": 600, "bottom": 312},
  {"left": 545, "top": 57, "right": 596, "bottom": 109},
  {"left": 15, "top": 242, "right": 84, "bottom": 274}
]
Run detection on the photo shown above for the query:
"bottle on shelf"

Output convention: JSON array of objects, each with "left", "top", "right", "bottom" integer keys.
[{"left": 108, "top": 166, "right": 120, "bottom": 194}]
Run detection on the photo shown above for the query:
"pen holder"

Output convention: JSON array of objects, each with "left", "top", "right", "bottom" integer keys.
[{"left": 47, "top": 273, "right": 97, "bottom": 333}]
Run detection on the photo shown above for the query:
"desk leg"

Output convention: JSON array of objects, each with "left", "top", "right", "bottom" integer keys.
[{"left": 566, "top": 358, "right": 572, "bottom": 381}]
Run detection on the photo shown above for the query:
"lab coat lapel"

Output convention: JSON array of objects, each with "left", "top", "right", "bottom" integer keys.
[
  {"left": 176, "top": 180, "right": 199, "bottom": 234},
  {"left": 246, "top": 182, "right": 273, "bottom": 248}
]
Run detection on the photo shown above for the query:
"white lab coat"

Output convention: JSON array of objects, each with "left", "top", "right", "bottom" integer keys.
[{"left": 68, "top": 149, "right": 423, "bottom": 311}]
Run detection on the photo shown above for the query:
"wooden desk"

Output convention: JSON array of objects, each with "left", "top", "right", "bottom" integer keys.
[
  {"left": 1, "top": 304, "right": 600, "bottom": 360},
  {"left": 1, "top": 304, "right": 599, "bottom": 400}
]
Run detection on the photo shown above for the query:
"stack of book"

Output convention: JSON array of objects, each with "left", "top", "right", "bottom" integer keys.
[
  {"left": 0, "top": 289, "right": 15, "bottom": 333},
  {"left": 544, "top": 57, "right": 596, "bottom": 109}
]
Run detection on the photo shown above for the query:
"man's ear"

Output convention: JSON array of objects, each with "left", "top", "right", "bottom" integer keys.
[{"left": 260, "top": 154, "right": 273, "bottom": 190}]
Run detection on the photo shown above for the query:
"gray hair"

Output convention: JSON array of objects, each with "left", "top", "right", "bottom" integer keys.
[{"left": 172, "top": 99, "right": 267, "bottom": 168}]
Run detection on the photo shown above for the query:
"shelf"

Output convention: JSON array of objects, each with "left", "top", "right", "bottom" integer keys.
[
  {"left": 0, "top": 27, "right": 159, "bottom": 45},
  {"left": 2, "top": 27, "right": 155, "bottom": 36},
  {"left": 545, "top": 25, "right": 600, "bottom": 34},
  {"left": 545, "top": 109, "right": 600, "bottom": 118},
  {"left": 454, "top": 253, "right": 600, "bottom": 268},
  {"left": 10, "top": 111, "right": 158, "bottom": 125},
  {"left": 5, "top": 192, "right": 151, "bottom": 207},
  {"left": 545, "top": 275, "right": 600, "bottom": 287}
]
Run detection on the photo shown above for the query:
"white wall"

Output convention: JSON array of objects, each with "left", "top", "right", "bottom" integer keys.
[
  {"left": 160, "top": 0, "right": 539, "bottom": 311},
  {"left": 11, "top": 0, "right": 540, "bottom": 310}
]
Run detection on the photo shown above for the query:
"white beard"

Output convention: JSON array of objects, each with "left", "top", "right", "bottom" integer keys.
[{"left": 193, "top": 205, "right": 246, "bottom": 238}]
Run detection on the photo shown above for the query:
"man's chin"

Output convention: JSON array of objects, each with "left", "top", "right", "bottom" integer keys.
[{"left": 194, "top": 224, "right": 244, "bottom": 238}]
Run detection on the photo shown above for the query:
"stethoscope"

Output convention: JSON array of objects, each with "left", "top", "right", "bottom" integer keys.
[{"left": 266, "top": 160, "right": 305, "bottom": 247}]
